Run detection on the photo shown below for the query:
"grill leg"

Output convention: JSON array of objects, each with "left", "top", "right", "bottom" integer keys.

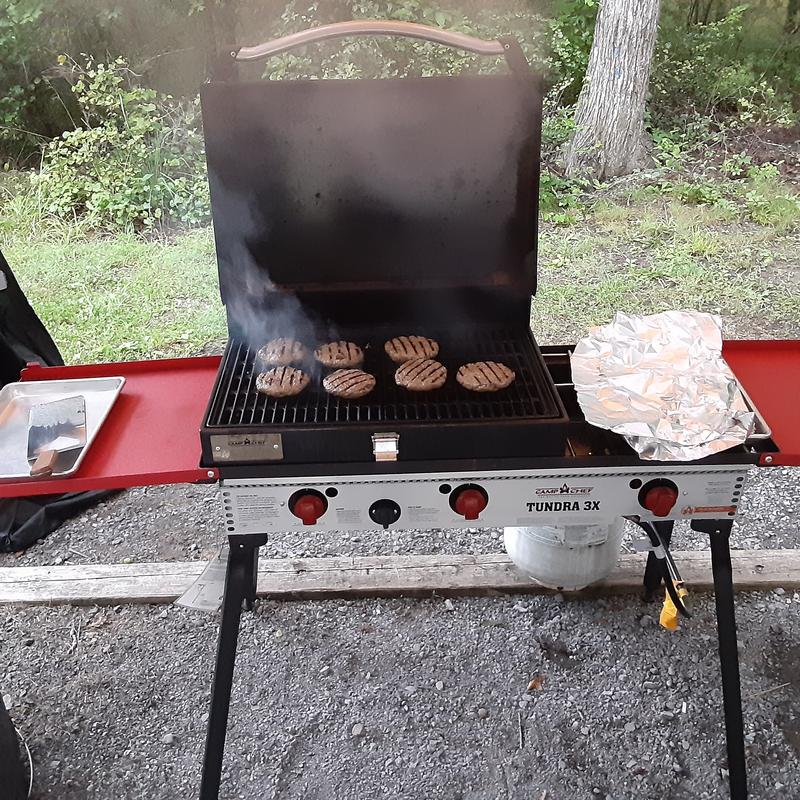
[
  {"left": 244, "top": 544, "right": 260, "bottom": 612},
  {"left": 692, "top": 519, "right": 748, "bottom": 800},
  {"left": 199, "top": 538, "right": 262, "bottom": 800},
  {"left": 642, "top": 519, "right": 674, "bottom": 601}
]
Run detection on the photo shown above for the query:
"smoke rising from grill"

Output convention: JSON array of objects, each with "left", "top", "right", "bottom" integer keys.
[{"left": 211, "top": 182, "right": 338, "bottom": 380}]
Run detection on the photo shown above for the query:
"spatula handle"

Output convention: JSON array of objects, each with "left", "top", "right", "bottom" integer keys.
[{"left": 30, "top": 449, "right": 57, "bottom": 477}]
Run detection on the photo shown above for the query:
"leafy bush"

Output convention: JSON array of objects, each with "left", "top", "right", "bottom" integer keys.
[
  {"left": 32, "top": 57, "right": 209, "bottom": 229},
  {"left": 539, "top": 170, "right": 588, "bottom": 224},
  {"left": 546, "top": 0, "right": 597, "bottom": 104},
  {"left": 651, "top": 6, "right": 797, "bottom": 127},
  {"left": 0, "top": 1, "right": 52, "bottom": 163}
]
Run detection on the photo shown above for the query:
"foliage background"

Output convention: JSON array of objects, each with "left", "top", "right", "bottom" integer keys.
[
  {"left": 0, "top": 0, "right": 797, "bottom": 228},
  {"left": 0, "top": 0, "right": 797, "bottom": 361}
]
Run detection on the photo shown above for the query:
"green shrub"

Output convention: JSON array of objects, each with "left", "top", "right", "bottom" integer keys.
[
  {"left": 539, "top": 170, "right": 588, "bottom": 225},
  {"left": 738, "top": 164, "right": 800, "bottom": 228},
  {"left": 651, "top": 6, "right": 797, "bottom": 126},
  {"left": 32, "top": 57, "right": 209, "bottom": 230},
  {"left": 547, "top": 0, "right": 597, "bottom": 104},
  {"left": 0, "top": 1, "right": 50, "bottom": 163}
]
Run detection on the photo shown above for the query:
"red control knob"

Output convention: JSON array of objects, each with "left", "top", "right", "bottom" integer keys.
[
  {"left": 453, "top": 487, "right": 488, "bottom": 520},
  {"left": 642, "top": 485, "right": 679, "bottom": 517},
  {"left": 290, "top": 493, "right": 326, "bottom": 525}
]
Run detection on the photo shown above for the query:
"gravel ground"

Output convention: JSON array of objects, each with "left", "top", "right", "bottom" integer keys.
[
  {"left": 2, "top": 467, "right": 798, "bottom": 569},
  {"left": 2, "top": 590, "right": 799, "bottom": 800},
  {"left": 0, "top": 467, "right": 797, "bottom": 799}
]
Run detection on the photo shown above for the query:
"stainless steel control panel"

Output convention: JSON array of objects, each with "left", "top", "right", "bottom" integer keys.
[{"left": 220, "top": 465, "right": 747, "bottom": 535}]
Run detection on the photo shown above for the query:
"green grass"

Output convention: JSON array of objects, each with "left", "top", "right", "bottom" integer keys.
[
  {"left": 1, "top": 226, "right": 226, "bottom": 363},
  {"left": 533, "top": 192, "right": 800, "bottom": 343},
  {"left": 1, "top": 172, "right": 798, "bottom": 363}
]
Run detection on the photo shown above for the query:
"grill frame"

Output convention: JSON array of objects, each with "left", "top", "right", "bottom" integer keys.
[{"left": 201, "top": 326, "right": 569, "bottom": 467}]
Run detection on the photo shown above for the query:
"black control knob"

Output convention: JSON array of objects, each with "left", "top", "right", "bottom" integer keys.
[{"left": 368, "top": 499, "right": 401, "bottom": 530}]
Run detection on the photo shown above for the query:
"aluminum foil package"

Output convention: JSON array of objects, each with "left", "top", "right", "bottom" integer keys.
[{"left": 570, "top": 311, "right": 755, "bottom": 461}]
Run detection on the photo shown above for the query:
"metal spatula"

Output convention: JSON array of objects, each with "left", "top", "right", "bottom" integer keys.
[{"left": 27, "top": 396, "right": 87, "bottom": 477}]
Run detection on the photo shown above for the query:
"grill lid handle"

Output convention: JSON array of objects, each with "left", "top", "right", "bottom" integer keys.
[{"left": 228, "top": 21, "right": 528, "bottom": 74}]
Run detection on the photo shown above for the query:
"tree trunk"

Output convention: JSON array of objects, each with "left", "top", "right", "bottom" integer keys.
[{"left": 564, "top": 0, "right": 662, "bottom": 180}]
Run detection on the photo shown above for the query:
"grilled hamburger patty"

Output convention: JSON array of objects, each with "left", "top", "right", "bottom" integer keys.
[
  {"left": 323, "top": 368, "right": 376, "bottom": 399},
  {"left": 255, "top": 366, "right": 310, "bottom": 397},
  {"left": 384, "top": 335, "right": 439, "bottom": 363},
  {"left": 456, "top": 361, "right": 515, "bottom": 392},
  {"left": 314, "top": 340, "right": 364, "bottom": 368},
  {"left": 395, "top": 358, "right": 447, "bottom": 391},
  {"left": 257, "top": 338, "right": 306, "bottom": 366}
]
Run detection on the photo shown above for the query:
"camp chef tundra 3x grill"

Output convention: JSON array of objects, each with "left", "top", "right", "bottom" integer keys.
[
  {"left": 1, "top": 21, "right": 797, "bottom": 800},
  {"left": 185, "top": 21, "right": 797, "bottom": 800}
]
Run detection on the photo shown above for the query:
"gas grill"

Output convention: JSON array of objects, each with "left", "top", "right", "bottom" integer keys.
[{"left": 188, "top": 22, "right": 781, "bottom": 800}]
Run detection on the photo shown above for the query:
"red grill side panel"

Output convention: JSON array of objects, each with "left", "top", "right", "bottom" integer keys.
[
  {"left": 724, "top": 339, "right": 800, "bottom": 466},
  {"left": 0, "top": 357, "right": 221, "bottom": 498}
]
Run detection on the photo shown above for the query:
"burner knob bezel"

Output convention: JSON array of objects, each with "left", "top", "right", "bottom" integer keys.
[
  {"left": 638, "top": 480, "right": 679, "bottom": 517},
  {"left": 450, "top": 484, "right": 489, "bottom": 520},
  {"left": 368, "top": 499, "right": 402, "bottom": 530},
  {"left": 289, "top": 489, "right": 328, "bottom": 525}
]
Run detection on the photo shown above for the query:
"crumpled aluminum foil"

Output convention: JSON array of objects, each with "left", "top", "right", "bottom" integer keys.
[{"left": 570, "top": 310, "right": 755, "bottom": 461}]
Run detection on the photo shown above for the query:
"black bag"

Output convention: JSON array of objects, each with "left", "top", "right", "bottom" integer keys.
[
  {"left": 0, "top": 694, "right": 27, "bottom": 800},
  {"left": 0, "top": 248, "right": 116, "bottom": 553}
]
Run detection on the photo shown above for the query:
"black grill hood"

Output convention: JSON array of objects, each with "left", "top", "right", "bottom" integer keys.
[{"left": 201, "top": 72, "right": 543, "bottom": 332}]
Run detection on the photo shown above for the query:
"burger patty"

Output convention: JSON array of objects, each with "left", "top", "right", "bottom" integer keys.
[
  {"left": 395, "top": 358, "right": 447, "bottom": 391},
  {"left": 323, "top": 368, "right": 376, "bottom": 399},
  {"left": 314, "top": 340, "right": 364, "bottom": 368},
  {"left": 384, "top": 335, "right": 439, "bottom": 363},
  {"left": 456, "top": 361, "right": 516, "bottom": 392},
  {"left": 257, "top": 338, "right": 306, "bottom": 366},
  {"left": 255, "top": 366, "right": 310, "bottom": 398}
]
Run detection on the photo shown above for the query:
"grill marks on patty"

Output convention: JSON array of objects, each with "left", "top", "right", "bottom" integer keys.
[
  {"left": 456, "top": 361, "right": 515, "bottom": 392},
  {"left": 257, "top": 338, "right": 305, "bottom": 366},
  {"left": 255, "top": 366, "right": 310, "bottom": 397},
  {"left": 384, "top": 335, "right": 439, "bottom": 363},
  {"left": 323, "top": 369, "right": 376, "bottom": 399},
  {"left": 315, "top": 340, "right": 364, "bottom": 368},
  {"left": 395, "top": 358, "right": 448, "bottom": 391}
]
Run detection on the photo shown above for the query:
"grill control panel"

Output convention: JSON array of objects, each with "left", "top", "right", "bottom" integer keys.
[{"left": 220, "top": 466, "right": 747, "bottom": 536}]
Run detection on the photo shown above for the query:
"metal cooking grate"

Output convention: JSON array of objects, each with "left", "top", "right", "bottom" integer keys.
[{"left": 206, "top": 328, "right": 562, "bottom": 427}]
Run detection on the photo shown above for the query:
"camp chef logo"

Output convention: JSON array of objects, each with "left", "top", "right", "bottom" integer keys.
[
  {"left": 535, "top": 482, "right": 594, "bottom": 496},
  {"left": 229, "top": 435, "right": 268, "bottom": 448}
]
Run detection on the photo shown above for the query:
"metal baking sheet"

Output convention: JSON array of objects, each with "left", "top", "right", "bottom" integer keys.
[{"left": 0, "top": 376, "right": 125, "bottom": 481}]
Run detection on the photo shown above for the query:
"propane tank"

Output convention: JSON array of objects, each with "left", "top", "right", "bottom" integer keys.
[{"left": 503, "top": 519, "right": 626, "bottom": 591}]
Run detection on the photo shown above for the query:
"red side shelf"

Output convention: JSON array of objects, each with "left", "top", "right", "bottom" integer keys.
[
  {"left": 723, "top": 340, "right": 800, "bottom": 466},
  {"left": 0, "top": 357, "right": 221, "bottom": 498}
]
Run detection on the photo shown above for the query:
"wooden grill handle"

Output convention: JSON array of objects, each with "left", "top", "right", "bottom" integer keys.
[{"left": 233, "top": 20, "right": 507, "bottom": 62}]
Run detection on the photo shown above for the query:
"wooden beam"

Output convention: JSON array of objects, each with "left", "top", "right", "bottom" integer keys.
[{"left": 0, "top": 549, "right": 797, "bottom": 607}]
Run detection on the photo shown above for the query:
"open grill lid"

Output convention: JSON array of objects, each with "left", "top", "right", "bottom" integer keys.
[{"left": 200, "top": 22, "right": 543, "bottom": 331}]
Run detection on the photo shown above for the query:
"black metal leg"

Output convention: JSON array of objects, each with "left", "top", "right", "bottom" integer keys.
[
  {"left": 693, "top": 519, "right": 748, "bottom": 800},
  {"left": 244, "top": 545, "right": 260, "bottom": 611},
  {"left": 199, "top": 540, "right": 258, "bottom": 800},
  {"left": 643, "top": 519, "right": 674, "bottom": 600}
]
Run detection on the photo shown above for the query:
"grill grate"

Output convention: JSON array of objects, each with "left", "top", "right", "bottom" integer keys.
[{"left": 206, "top": 328, "right": 562, "bottom": 428}]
